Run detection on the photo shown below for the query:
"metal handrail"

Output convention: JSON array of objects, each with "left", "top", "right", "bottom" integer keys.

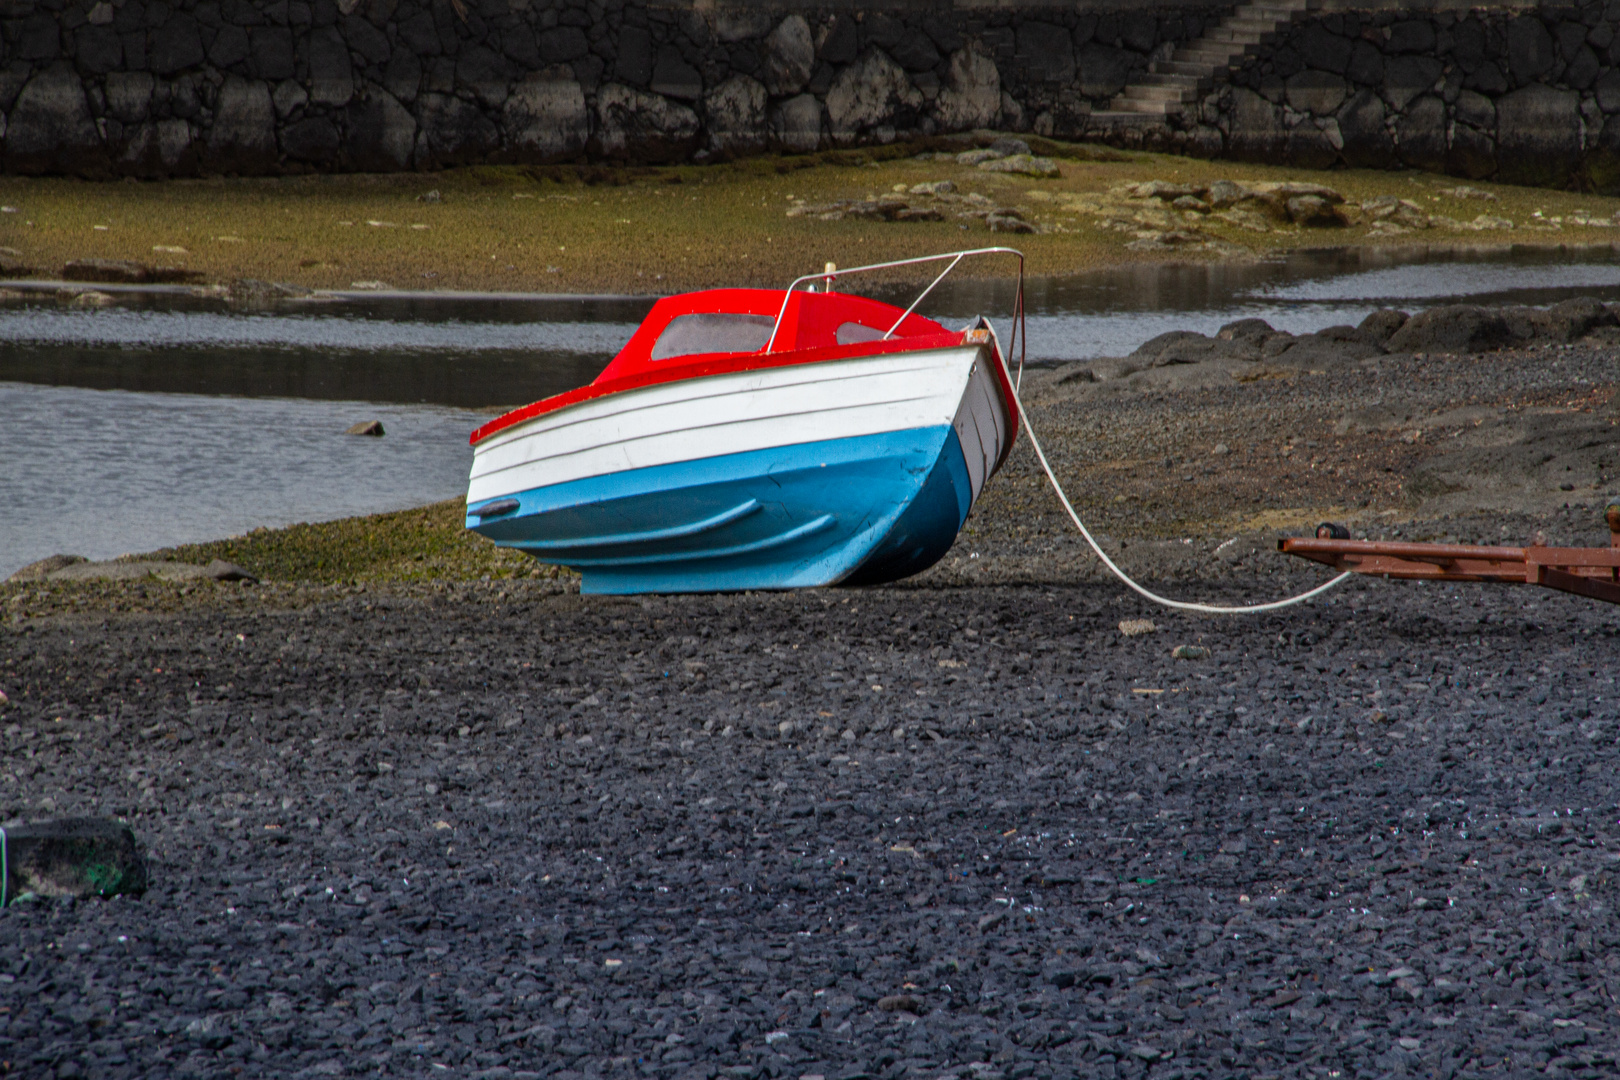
[{"left": 760, "top": 247, "right": 1027, "bottom": 385}]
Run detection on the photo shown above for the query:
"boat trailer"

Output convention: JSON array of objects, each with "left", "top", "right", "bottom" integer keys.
[{"left": 1279, "top": 504, "right": 1620, "bottom": 606}]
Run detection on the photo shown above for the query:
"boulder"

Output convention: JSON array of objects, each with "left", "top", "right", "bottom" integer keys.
[
  {"left": 502, "top": 76, "right": 588, "bottom": 162},
  {"left": 1078, "top": 44, "right": 1134, "bottom": 99},
  {"left": 1385, "top": 305, "right": 1515, "bottom": 354},
  {"left": 346, "top": 420, "right": 386, "bottom": 436},
  {"left": 1, "top": 818, "right": 147, "bottom": 902},
  {"left": 206, "top": 76, "right": 276, "bottom": 173},
  {"left": 650, "top": 46, "right": 702, "bottom": 101},
  {"left": 414, "top": 93, "right": 501, "bottom": 168},
  {"left": 773, "top": 93, "right": 822, "bottom": 153},
  {"left": 1285, "top": 70, "right": 1345, "bottom": 115},
  {"left": 1447, "top": 123, "right": 1495, "bottom": 181},
  {"left": 1507, "top": 14, "right": 1556, "bottom": 84},
  {"left": 1227, "top": 87, "right": 1284, "bottom": 160},
  {"left": 1285, "top": 193, "right": 1343, "bottom": 226},
  {"left": 1285, "top": 123, "right": 1338, "bottom": 170},
  {"left": 1336, "top": 89, "right": 1396, "bottom": 169},
  {"left": 281, "top": 115, "right": 340, "bottom": 162},
  {"left": 6, "top": 66, "right": 106, "bottom": 175},
  {"left": 1496, "top": 84, "right": 1580, "bottom": 188},
  {"left": 931, "top": 46, "right": 999, "bottom": 132},
  {"left": 704, "top": 75, "right": 767, "bottom": 154},
  {"left": 762, "top": 15, "right": 813, "bottom": 96},
  {"left": 345, "top": 89, "right": 417, "bottom": 171},
  {"left": 1357, "top": 309, "right": 1410, "bottom": 346},
  {"left": 825, "top": 50, "right": 921, "bottom": 145},
  {"left": 594, "top": 83, "right": 700, "bottom": 163},
  {"left": 456, "top": 45, "right": 512, "bottom": 109},
  {"left": 149, "top": 13, "right": 205, "bottom": 75},
  {"left": 1397, "top": 95, "right": 1447, "bottom": 172},
  {"left": 1382, "top": 55, "right": 1443, "bottom": 113},
  {"left": 614, "top": 25, "right": 654, "bottom": 86}
]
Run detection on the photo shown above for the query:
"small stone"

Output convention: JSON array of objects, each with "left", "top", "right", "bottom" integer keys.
[
  {"left": 1118, "top": 619, "right": 1157, "bottom": 637},
  {"left": 909, "top": 180, "right": 955, "bottom": 196},
  {"left": 987, "top": 213, "right": 1037, "bottom": 234},
  {"left": 978, "top": 153, "right": 1060, "bottom": 178},
  {"left": 60, "top": 289, "right": 115, "bottom": 308},
  {"left": 877, "top": 994, "right": 923, "bottom": 1013},
  {"left": 956, "top": 148, "right": 1003, "bottom": 165},
  {"left": 418, "top": 190, "right": 442, "bottom": 203},
  {"left": 1172, "top": 645, "right": 1209, "bottom": 660},
  {"left": 1172, "top": 195, "right": 1210, "bottom": 212},
  {"left": 204, "top": 560, "right": 257, "bottom": 582},
  {"left": 345, "top": 420, "right": 386, "bottom": 436},
  {"left": 977, "top": 909, "right": 1008, "bottom": 931}
]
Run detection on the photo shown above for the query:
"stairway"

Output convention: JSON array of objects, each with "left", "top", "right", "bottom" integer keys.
[{"left": 1093, "top": 0, "right": 1320, "bottom": 121}]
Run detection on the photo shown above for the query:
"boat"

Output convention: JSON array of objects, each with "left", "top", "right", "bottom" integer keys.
[{"left": 463, "top": 248, "right": 1026, "bottom": 595}]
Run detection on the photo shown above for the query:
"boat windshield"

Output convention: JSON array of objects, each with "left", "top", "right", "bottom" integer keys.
[{"left": 649, "top": 312, "right": 777, "bottom": 360}]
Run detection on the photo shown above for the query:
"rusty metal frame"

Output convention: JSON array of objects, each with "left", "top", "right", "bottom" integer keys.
[{"left": 1279, "top": 506, "right": 1620, "bottom": 606}]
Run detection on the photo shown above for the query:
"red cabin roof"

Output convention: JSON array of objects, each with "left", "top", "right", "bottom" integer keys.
[{"left": 470, "top": 288, "right": 969, "bottom": 446}]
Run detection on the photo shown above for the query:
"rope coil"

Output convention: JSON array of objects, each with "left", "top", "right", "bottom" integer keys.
[{"left": 989, "top": 326, "right": 1352, "bottom": 614}]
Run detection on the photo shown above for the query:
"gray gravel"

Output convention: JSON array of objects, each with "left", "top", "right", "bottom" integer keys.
[{"left": 2, "top": 574, "right": 1618, "bottom": 1080}]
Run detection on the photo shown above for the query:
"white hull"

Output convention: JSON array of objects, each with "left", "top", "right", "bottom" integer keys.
[{"left": 468, "top": 345, "right": 1008, "bottom": 505}]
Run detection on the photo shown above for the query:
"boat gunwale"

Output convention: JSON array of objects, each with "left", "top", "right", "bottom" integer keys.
[{"left": 468, "top": 329, "right": 981, "bottom": 446}]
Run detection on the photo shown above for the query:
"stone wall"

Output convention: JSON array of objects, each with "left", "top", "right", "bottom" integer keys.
[
  {"left": 8, "top": 0, "right": 1620, "bottom": 192},
  {"left": 0, "top": 0, "right": 1226, "bottom": 176},
  {"left": 1146, "top": 4, "right": 1620, "bottom": 192}
]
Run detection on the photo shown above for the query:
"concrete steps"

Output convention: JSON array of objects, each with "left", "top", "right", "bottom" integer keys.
[{"left": 1104, "top": 0, "right": 1319, "bottom": 117}]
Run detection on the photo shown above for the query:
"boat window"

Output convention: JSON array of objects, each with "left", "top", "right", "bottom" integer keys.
[
  {"left": 649, "top": 313, "right": 777, "bottom": 360},
  {"left": 836, "top": 321, "right": 888, "bottom": 345}
]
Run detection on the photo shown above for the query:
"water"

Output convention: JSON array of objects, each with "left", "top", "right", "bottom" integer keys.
[{"left": 5, "top": 248, "right": 1619, "bottom": 578}]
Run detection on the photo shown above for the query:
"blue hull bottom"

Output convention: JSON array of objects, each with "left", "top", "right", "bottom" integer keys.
[{"left": 467, "top": 426, "right": 974, "bottom": 594}]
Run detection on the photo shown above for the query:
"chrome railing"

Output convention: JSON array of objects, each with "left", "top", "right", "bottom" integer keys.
[{"left": 761, "top": 247, "right": 1027, "bottom": 383}]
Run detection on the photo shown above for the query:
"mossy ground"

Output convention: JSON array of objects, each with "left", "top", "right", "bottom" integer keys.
[{"left": 3, "top": 137, "right": 1619, "bottom": 294}]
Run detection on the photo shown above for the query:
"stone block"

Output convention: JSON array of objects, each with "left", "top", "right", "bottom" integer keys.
[
  {"left": 539, "top": 27, "right": 590, "bottom": 65},
  {"left": 502, "top": 75, "right": 589, "bottom": 162},
  {"left": 650, "top": 46, "right": 702, "bottom": 101},
  {"left": 251, "top": 27, "right": 296, "bottom": 81},
  {"left": 1396, "top": 94, "right": 1447, "bottom": 172},
  {"left": 704, "top": 74, "right": 766, "bottom": 154},
  {"left": 1285, "top": 70, "right": 1346, "bottom": 115},
  {"left": 77, "top": 24, "right": 124, "bottom": 73},
  {"left": 305, "top": 26, "right": 353, "bottom": 106},
  {"left": 818, "top": 16, "right": 858, "bottom": 66},
  {"left": 14, "top": 13, "right": 60, "bottom": 60},
  {"left": 456, "top": 45, "right": 511, "bottom": 108},
  {"left": 1387, "top": 20, "right": 1436, "bottom": 54},
  {"left": 1, "top": 818, "right": 147, "bottom": 902},
  {"left": 711, "top": 10, "right": 772, "bottom": 44},
  {"left": 344, "top": 12, "right": 391, "bottom": 66},
  {"left": 149, "top": 13, "right": 205, "bottom": 75},
  {"left": 383, "top": 51, "right": 421, "bottom": 103},
  {"left": 1508, "top": 15, "right": 1556, "bottom": 84},
  {"left": 1447, "top": 122, "right": 1495, "bottom": 180},
  {"left": 1598, "top": 69, "right": 1620, "bottom": 113},
  {"left": 1453, "top": 89, "right": 1494, "bottom": 130},
  {"left": 1346, "top": 40, "right": 1383, "bottom": 87},
  {"left": 105, "top": 71, "right": 155, "bottom": 122},
  {"left": 892, "top": 30, "right": 939, "bottom": 74},
  {"left": 206, "top": 75, "right": 276, "bottom": 172},
  {"left": 6, "top": 66, "right": 106, "bottom": 176},
  {"left": 1566, "top": 45, "right": 1601, "bottom": 90},
  {"left": 773, "top": 92, "right": 821, "bottom": 153},
  {"left": 1294, "top": 24, "right": 1351, "bottom": 74},
  {"left": 932, "top": 45, "right": 999, "bottom": 132},
  {"left": 1286, "top": 123, "right": 1338, "bottom": 170},
  {"left": 1383, "top": 55, "right": 1443, "bottom": 113},
  {"left": 1016, "top": 21, "right": 1075, "bottom": 84},
  {"left": 1227, "top": 86, "right": 1284, "bottom": 160},
  {"left": 763, "top": 15, "right": 812, "bottom": 95},
  {"left": 345, "top": 88, "right": 416, "bottom": 170},
  {"left": 1497, "top": 83, "right": 1580, "bottom": 187},
  {"left": 594, "top": 83, "right": 699, "bottom": 163},
  {"left": 414, "top": 92, "right": 500, "bottom": 168},
  {"left": 1077, "top": 44, "right": 1133, "bottom": 100},
  {"left": 281, "top": 114, "right": 340, "bottom": 162},
  {"left": 615, "top": 25, "right": 654, "bottom": 87},
  {"left": 825, "top": 49, "right": 921, "bottom": 145}
]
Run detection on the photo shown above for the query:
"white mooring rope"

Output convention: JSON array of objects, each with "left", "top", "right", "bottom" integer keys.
[{"left": 990, "top": 330, "right": 1353, "bottom": 615}]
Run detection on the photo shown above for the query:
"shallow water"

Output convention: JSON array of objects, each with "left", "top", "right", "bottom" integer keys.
[{"left": 6, "top": 248, "right": 1619, "bottom": 578}]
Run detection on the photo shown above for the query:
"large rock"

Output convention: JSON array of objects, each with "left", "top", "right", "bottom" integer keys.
[
  {"left": 1447, "top": 123, "right": 1495, "bottom": 180},
  {"left": 1, "top": 818, "right": 147, "bottom": 902},
  {"left": 704, "top": 74, "right": 766, "bottom": 154},
  {"left": 773, "top": 93, "right": 822, "bottom": 153},
  {"left": 502, "top": 76, "right": 588, "bottom": 162},
  {"left": 762, "top": 15, "right": 813, "bottom": 96},
  {"left": 206, "top": 76, "right": 276, "bottom": 173},
  {"left": 456, "top": 44, "right": 511, "bottom": 109},
  {"left": 1496, "top": 84, "right": 1580, "bottom": 188},
  {"left": 1016, "top": 21, "right": 1075, "bottom": 84},
  {"left": 1336, "top": 89, "right": 1395, "bottom": 169},
  {"left": 280, "top": 115, "right": 340, "bottom": 162},
  {"left": 6, "top": 66, "right": 106, "bottom": 175},
  {"left": 1382, "top": 55, "right": 1442, "bottom": 113},
  {"left": 305, "top": 26, "right": 354, "bottom": 106},
  {"left": 931, "top": 46, "right": 999, "bottom": 132},
  {"left": 825, "top": 49, "right": 921, "bottom": 145},
  {"left": 414, "top": 92, "right": 501, "bottom": 168},
  {"left": 118, "top": 119, "right": 197, "bottom": 177},
  {"left": 1507, "top": 15, "right": 1556, "bottom": 84},
  {"left": 650, "top": 46, "right": 702, "bottom": 101},
  {"left": 1285, "top": 70, "right": 1345, "bottom": 115},
  {"left": 594, "top": 82, "right": 700, "bottom": 163},
  {"left": 615, "top": 25, "right": 653, "bottom": 86},
  {"left": 1285, "top": 123, "right": 1338, "bottom": 169},
  {"left": 1078, "top": 44, "right": 1134, "bottom": 99},
  {"left": 1227, "top": 87, "right": 1284, "bottom": 160},
  {"left": 1386, "top": 305, "right": 1515, "bottom": 354},
  {"left": 1396, "top": 95, "right": 1447, "bottom": 172},
  {"left": 345, "top": 88, "right": 417, "bottom": 171},
  {"left": 149, "top": 13, "right": 204, "bottom": 75}
]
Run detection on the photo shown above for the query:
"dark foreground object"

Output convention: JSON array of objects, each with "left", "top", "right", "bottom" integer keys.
[
  {"left": 1282, "top": 505, "right": 1620, "bottom": 606},
  {"left": 0, "top": 817, "right": 147, "bottom": 904},
  {"left": 0, "top": 581, "right": 1617, "bottom": 1079}
]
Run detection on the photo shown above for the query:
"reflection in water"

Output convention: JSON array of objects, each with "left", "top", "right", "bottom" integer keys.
[{"left": 0, "top": 381, "right": 483, "bottom": 578}]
